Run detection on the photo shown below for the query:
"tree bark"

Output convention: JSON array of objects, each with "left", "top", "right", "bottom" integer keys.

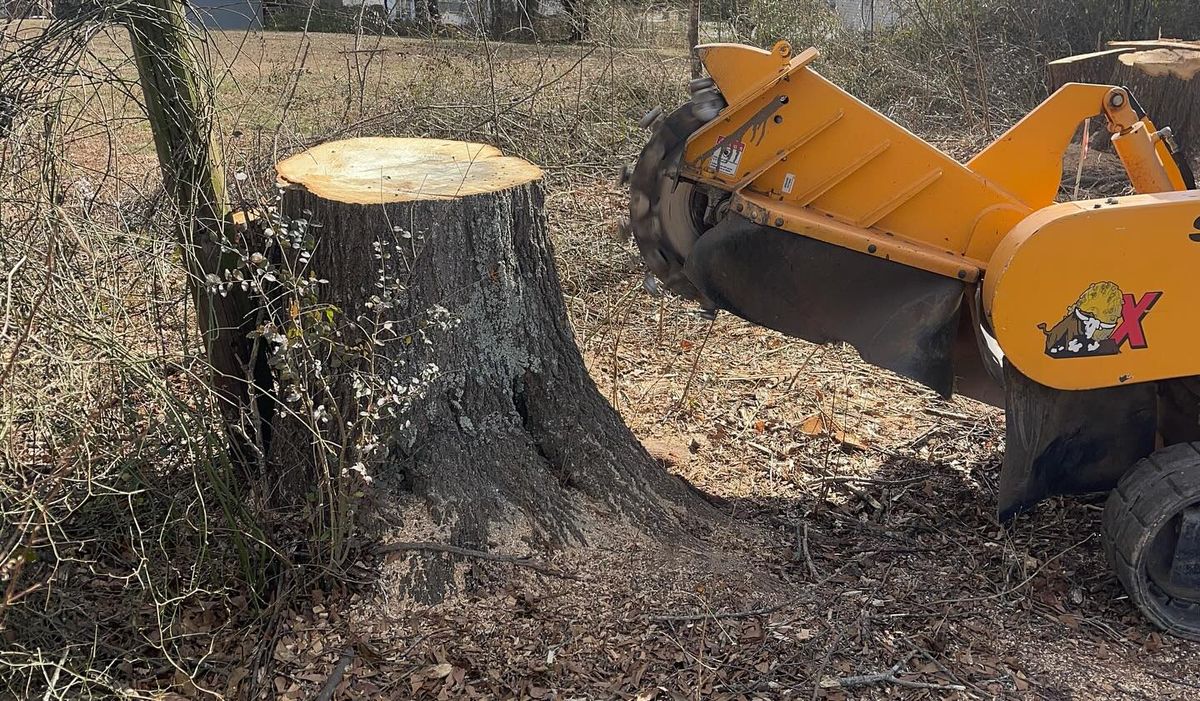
[
  {"left": 272, "top": 138, "right": 706, "bottom": 574},
  {"left": 561, "top": 0, "right": 586, "bottom": 42},
  {"left": 1047, "top": 48, "right": 1135, "bottom": 94}
]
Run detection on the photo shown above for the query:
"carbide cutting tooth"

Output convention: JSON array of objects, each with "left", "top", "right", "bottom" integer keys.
[
  {"left": 691, "top": 88, "right": 726, "bottom": 122},
  {"left": 615, "top": 162, "right": 632, "bottom": 187},
  {"left": 643, "top": 272, "right": 662, "bottom": 296},
  {"left": 638, "top": 106, "right": 663, "bottom": 129},
  {"left": 688, "top": 76, "right": 715, "bottom": 93},
  {"left": 630, "top": 192, "right": 651, "bottom": 219},
  {"left": 614, "top": 216, "right": 631, "bottom": 243}
]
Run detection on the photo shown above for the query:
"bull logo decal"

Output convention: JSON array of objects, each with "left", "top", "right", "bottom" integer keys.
[{"left": 1039, "top": 281, "right": 1161, "bottom": 358}]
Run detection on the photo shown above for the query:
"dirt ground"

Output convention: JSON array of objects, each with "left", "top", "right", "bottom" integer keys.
[
  {"left": 5, "top": 23, "right": 1200, "bottom": 700},
  {"left": 291, "top": 181, "right": 1200, "bottom": 699}
]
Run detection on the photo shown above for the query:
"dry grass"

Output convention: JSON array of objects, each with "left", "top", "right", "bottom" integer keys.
[{"left": 3, "top": 16, "right": 1200, "bottom": 700}]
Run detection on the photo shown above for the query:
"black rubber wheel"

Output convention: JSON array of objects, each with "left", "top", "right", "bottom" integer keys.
[{"left": 1103, "top": 442, "right": 1200, "bottom": 640}]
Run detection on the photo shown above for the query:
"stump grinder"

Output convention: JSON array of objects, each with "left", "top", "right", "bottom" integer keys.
[{"left": 622, "top": 41, "right": 1200, "bottom": 639}]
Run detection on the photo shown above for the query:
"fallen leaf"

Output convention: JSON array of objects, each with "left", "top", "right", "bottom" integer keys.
[
  {"left": 799, "top": 413, "right": 866, "bottom": 450},
  {"left": 224, "top": 667, "right": 249, "bottom": 697}
]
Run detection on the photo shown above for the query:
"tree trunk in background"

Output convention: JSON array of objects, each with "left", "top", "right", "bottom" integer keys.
[
  {"left": 416, "top": 0, "right": 441, "bottom": 28},
  {"left": 688, "top": 0, "right": 701, "bottom": 79},
  {"left": 562, "top": 0, "right": 587, "bottom": 41},
  {"left": 1047, "top": 48, "right": 1135, "bottom": 93},
  {"left": 486, "top": 0, "right": 532, "bottom": 40},
  {"left": 125, "top": 0, "right": 265, "bottom": 464},
  {"left": 273, "top": 138, "right": 707, "bottom": 591},
  {"left": 1111, "top": 49, "right": 1200, "bottom": 155},
  {"left": 1048, "top": 42, "right": 1200, "bottom": 158}
]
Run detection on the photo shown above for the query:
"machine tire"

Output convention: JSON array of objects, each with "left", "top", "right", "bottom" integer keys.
[{"left": 1103, "top": 442, "right": 1200, "bottom": 641}]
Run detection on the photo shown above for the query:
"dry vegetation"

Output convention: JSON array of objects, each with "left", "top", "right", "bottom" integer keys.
[{"left": 3, "top": 3, "right": 1200, "bottom": 699}]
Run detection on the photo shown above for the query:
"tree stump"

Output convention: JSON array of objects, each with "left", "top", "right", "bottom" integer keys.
[
  {"left": 272, "top": 138, "right": 705, "bottom": 570},
  {"left": 1047, "top": 48, "right": 1135, "bottom": 94},
  {"left": 1048, "top": 42, "right": 1200, "bottom": 158}
]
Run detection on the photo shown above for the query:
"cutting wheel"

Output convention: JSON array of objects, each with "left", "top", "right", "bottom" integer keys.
[{"left": 626, "top": 97, "right": 724, "bottom": 302}]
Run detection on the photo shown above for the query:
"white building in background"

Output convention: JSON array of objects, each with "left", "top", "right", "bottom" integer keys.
[
  {"left": 349, "top": 0, "right": 564, "bottom": 27},
  {"left": 832, "top": 0, "right": 896, "bottom": 32}
]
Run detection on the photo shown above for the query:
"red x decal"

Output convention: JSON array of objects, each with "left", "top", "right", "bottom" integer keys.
[{"left": 1111, "top": 292, "right": 1162, "bottom": 350}]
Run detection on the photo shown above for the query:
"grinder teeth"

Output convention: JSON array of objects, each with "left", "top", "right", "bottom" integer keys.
[
  {"left": 642, "top": 272, "right": 662, "bottom": 296},
  {"left": 615, "top": 162, "right": 632, "bottom": 187},
  {"left": 613, "top": 216, "right": 631, "bottom": 243},
  {"left": 688, "top": 76, "right": 715, "bottom": 94},
  {"left": 623, "top": 101, "right": 720, "bottom": 302},
  {"left": 638, "top": 106, "right": 663, "bottom": 129}
]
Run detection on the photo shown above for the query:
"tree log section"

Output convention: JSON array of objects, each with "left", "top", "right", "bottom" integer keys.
[
  {"left": 1048, "top": 42, "right": 1200, "bottom": 158},
  {"left": 274, "top": 137, "right": 705, "bottom": 563}
]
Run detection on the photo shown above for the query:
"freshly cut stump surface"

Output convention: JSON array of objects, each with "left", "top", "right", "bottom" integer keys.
[
  {"left": 273, "top": 137, "right": 704, "bottom": 595},
  {"left": 277, "top": 137, "right": 542, "bottom": 203}
]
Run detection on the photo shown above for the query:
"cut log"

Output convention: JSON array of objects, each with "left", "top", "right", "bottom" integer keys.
[
  {"left": 1112, "top": 48, "right": 1200, "bottom": 155},
  {"left": 1048, "top": 42, "right": 1200, "bottom": 159},
  {"left": 1116, "top": 46, "right": 1200, "bottom": 80},
  {"left": 1107, "top": 39, "right": 1200, "bottom": 52},
  {"left": 273, "top": 138, "right": 706, "bottom": 588},
  {"left": 1047, "top": 48, "right": 1135, "bottom": 93}
]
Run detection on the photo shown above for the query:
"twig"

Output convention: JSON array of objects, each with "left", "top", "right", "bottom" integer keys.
[
  {"left": 647, "top": 562, "right": 856, "bottom": 623},
  {"left": 901, "top": 635, "right": 989, "bottom": 698},
  {"left": 931, "top": 534, "right": 1094, "bottom": 606},
  {"left": 40, "top": 650, "right": 68, "bottom": 701},
  {"left": 1144, "top": 668, "right": 1200, "bottom": 690},
  {"left": 799, "top": 474, "right": 930, "bottom": 489},
  {"left": 646, "top": 595, "right": 803, "bottom": 623},
  {"left": 820, "top": 653, "right": 966, "bottom": 692},
  {"left": 0, "top": 211, "right": 54, "bottom": 395},
  {"left": 675, "top": 315, "right": 716, "bottom": 410},
  {"left": 610, "top": 290, "right": 636, "bottom": 410},
  {"left": 924, "top": 406, "right": 973, "bottom": 421},
  {"left": 809, "top": 627, "right": 841, "bottom": 701},
  {"left": 314, "top": 648, "right": 354, "bottom": 701},
  {"left": 801, "top": 523, "right": 819, "bottom": 580},
  {"left": 377, "top": 541, "right": 581, "bottom": 580}
]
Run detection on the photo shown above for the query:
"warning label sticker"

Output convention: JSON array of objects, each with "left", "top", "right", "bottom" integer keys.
[
  {"left": 782, "top": 173, "right": 796, "bottom": 194},
  {"left": 708, "top": 137, "right": 744, "bottom": 176}
]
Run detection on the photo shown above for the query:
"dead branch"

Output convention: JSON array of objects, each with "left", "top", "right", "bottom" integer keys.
[
  {"left": 646, "top": 596, "right": 805, "bottom": 624},
  {"left": 314, "top": 648, "right": 355, "bottom": 701},
  {"left": 376, "top": 541, "right": 582, "bottom": 581},
  {"left": 820, "top": 653, "right": 967, "bottom": 693}
]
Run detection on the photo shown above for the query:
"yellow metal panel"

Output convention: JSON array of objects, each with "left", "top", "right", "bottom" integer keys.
[
  {"left": 696, "top": 42, "right": 817, "bottom": 107},
  {"left": 967, "top": 83, "right": 1116, "bottom": 208},
  {"left": 734, "top": 192, "right": 983, "bottom": 282},
  {"left": 688, "top": 47, "right": 1032, "bottom": 264},
  {"left": 985, "top": 191, "right": 1200, "bottom": 390}
]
